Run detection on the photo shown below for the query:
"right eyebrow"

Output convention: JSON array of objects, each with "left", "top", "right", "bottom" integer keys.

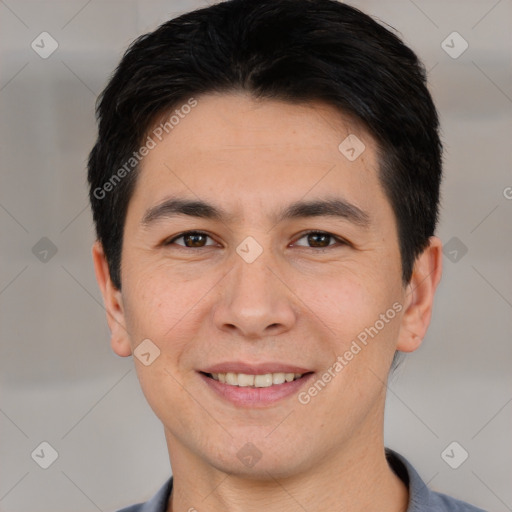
[{"left": 141, "top": 198, "right": 231, "bottom": 227}]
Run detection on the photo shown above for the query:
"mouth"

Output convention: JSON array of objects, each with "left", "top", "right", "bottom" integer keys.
[
  {"left": 201, "top": 371, "right": 310, "bottom": 387},
  {"left": 198, "top": 368, "right": 315, "bottom": 407}
]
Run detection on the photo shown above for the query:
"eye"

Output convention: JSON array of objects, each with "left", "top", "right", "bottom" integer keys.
[
  {"left": 163, "top": 230, "right": 348, "bottom": 250},
  {"left": 293, "top": 230, "right": 347, "bottom": 249},
  {"left": 164, "top": 231, "right": 217, "bottom": 248}
]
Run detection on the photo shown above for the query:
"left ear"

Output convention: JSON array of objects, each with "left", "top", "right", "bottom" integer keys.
[{"left": 396, "top": 236, "right": 443, "bottom": 353}]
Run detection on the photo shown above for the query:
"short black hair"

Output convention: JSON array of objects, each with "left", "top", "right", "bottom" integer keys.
[{"left": 88, "top": 0, "right": 442, "bottom": 291}]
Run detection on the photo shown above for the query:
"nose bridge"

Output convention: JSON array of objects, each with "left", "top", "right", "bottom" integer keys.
[
  {"left": 213, "top": 236, "right": 296, "bottom": 337},
  {"left": 234, "top": 244, "right": 275, "bottom": 301}
]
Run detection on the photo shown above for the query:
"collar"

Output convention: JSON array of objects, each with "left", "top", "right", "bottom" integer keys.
[{"left": 134, "top": 448, "right": 483, "bottom": 512}]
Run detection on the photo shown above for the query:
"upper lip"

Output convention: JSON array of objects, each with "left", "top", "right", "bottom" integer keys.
[{"left": 200, "top": 362, "right": 313, "bottom": 375}]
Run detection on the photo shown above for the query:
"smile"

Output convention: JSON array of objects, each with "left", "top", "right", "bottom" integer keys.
[
  {"left": 207, "top": 372, "right": 305, "bottom": 387},
  {"left": 199, "top": 370, "right": 314, "bottom": 407}
]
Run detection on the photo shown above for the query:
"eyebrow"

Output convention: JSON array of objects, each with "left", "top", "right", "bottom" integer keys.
[{"left": 141, "top": 196, "right": 371, "bottom": 228}]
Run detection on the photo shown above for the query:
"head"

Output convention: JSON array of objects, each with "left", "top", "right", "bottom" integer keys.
[{"left": 89, "top": 0, "right": 442, "bottom": 478}]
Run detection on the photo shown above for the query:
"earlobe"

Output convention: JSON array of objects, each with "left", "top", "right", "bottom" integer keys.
[
  {"left": 396, "top": 236, "right": 443, "bottom": 353},
  {"left": 92, "top": 241, "right": 133, "bottom": 357}
]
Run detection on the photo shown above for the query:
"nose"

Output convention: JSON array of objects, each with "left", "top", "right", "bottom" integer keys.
[{"left": 212, "top": 244, "right": 297, "bottom": 340}]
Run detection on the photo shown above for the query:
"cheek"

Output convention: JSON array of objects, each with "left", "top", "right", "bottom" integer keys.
[
  {"left": 121, "top": 266, "right": 197, "bottom": 348},
  {"left": 121, "top": 272, "right": 203, "bottom": 420},
  {"left": 293, "top": 265, "right": 402, "bottom": 366},
  {"left": 294, "top": 266, "right": 383, "bottom": 329}
]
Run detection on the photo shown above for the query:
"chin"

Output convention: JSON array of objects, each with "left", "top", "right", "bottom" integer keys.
[{"left": 203, "top": 440, "right": 314, "bottom": 481}]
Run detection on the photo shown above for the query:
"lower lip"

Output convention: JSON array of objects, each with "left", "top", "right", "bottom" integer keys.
[{"left": 199, "top": 372, "right": 314, "bottom": 408}]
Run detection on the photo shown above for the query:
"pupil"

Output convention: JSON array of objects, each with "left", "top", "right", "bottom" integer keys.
[
  {"left": 185, "top": 233, "right": 205, "bottom": 247},
  {"left": 309, "top": 233, "right": 329, "bottom": 247}
]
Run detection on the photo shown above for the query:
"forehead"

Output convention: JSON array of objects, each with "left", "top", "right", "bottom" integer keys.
[{"left": 130, "top": 92, "right": 389, "bottom": 225}]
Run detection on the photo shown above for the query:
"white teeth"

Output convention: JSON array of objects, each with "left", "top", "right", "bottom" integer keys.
[
  {"left": 237, "top": 373, "right": 255, "bottom": 386},
  {"left": 272, "top": 373, "right": 285, "bottom": 385},
  {"left": 209, "top": 372, "right": 305, "bottom": 387},
  {"left": 225, "top": 372, "right": 238, "bottom": 385},
  {"left": 254, "top": 374, "right": 273, "bottom": 387}
]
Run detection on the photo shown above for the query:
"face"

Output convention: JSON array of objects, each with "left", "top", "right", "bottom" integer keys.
[{"left": 94, "top": 92, "right": 441, "bottom": 479}]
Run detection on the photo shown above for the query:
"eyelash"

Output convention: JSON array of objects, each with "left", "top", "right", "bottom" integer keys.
[{"left": 163, "top": 230, "right": 349, "bottom": 250}]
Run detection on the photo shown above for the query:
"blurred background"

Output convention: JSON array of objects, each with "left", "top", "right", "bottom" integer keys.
[{"left": 1, "top": 0, "right": 511, "bottom": 510}]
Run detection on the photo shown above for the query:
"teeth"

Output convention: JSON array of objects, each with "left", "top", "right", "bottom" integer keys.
[
  {"left": 254, "top": 374, "right": 273, "bottom": 387},
  {"left": 238, "top": 373, "right": 254, "bottom": 386},
  {"left": 225, "top": 372, "right": 238, "bottom": 385},
  {"left": 209, "top": 372, "right": 304, "bottom": 387},
  {"left": 272, "top": 373, "right": 285, "bottom": 385}
]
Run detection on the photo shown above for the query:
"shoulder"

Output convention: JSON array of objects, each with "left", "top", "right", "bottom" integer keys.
[
  {"left": 427, "top": 490, "right": 487, "bottom": 512},
  {"left": 113, "top": 477, "right": 173, "bottom": 512},
  {"left": 385, "top": 449, "right": 487, "bottom": 512},
  {"left": 115, "top": 505, "right": 143, "bottom": 512}
]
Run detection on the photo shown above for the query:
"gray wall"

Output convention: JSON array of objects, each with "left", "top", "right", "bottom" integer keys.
[{"left": 1, "top": 1, "right": 511, "bottom": 510}]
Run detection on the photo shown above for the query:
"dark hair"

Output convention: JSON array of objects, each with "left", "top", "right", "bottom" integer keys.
[{"left": 88, "top": 0, "right": 442, "bottom": 291}]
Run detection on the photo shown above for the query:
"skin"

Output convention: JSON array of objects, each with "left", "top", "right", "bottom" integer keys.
[{"left": 93, "top": 92, "right": 442, "bottom": 512}]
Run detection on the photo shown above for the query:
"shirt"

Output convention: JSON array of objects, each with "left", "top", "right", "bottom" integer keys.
[{"left": 116, "top": 449, "right": 487, "bottom": 512}]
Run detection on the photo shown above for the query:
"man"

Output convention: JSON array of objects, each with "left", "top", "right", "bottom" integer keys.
[{"left": 87, "top": 0, "right": 485, "bottom": 510}]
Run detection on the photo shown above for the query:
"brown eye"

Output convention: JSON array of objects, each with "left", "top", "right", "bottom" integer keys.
[
  {"left": 307, "top": 232, "right": 331, "bottom": 248},
  {"left": 294, "top": 231, "right": 346, "bottom": 248},
  {"left": 166, "top": 231, "right": 216, "bottom": 248}
]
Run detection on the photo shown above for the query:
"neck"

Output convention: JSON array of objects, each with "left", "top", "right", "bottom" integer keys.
[{"left": 164, "top": 425, "right": 408, "bottom": 512}]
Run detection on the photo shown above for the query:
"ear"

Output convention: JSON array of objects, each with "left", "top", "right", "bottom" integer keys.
[
  {"left": 396, "top": 236, "right": 443, "bottom": 353},
  {"left": 92, "top": 241, "right": 132, "bottom": 357}
]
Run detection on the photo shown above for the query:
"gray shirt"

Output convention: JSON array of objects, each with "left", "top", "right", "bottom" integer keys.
[{"left": 116, "top": 449, "right": 486, "bottom": 512}]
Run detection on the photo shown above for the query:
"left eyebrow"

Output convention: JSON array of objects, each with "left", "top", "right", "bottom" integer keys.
[
  {"left": 275, "top": 197, "right": 371, "bottom": 228},
  {"left": 141, "top": 196, "right": 371, "bottom": 229}
]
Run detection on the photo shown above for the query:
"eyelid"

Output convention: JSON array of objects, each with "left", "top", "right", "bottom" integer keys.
[
  {"left": 162, "top": 229, "right": 351, "bottom": 252},
  {"left": 164, "top": 229, "right": 349, "bottom": 249},
  {"left": 292, "top": 230, "right": 349, "bottom": 248},
  {"left": 164, "top": 230, "right": 218, "bottom": 247}
]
